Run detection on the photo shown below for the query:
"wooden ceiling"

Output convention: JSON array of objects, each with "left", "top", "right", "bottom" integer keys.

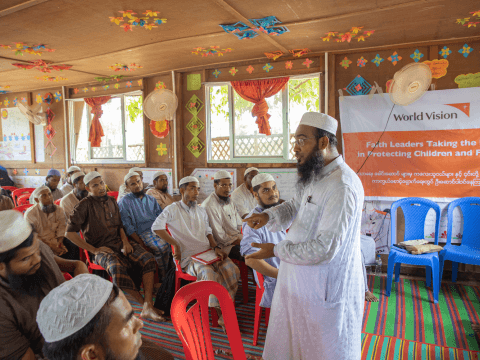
[{"left": 0, "top": 0, "right": 479, "bottom": 93}]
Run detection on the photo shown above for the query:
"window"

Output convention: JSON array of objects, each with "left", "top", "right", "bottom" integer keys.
[
  {"left": 206, "top": 75, "right": 320, "bottom": 163},
  {"left": 68, "top": 92, "right": 145, "bottom": 164}
]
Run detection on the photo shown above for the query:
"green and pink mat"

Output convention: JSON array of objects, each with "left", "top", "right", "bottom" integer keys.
[{"left": 131, "top": 275, "right": 480, "bottom": 359}]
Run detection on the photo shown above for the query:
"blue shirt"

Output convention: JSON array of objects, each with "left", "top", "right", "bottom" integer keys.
[
  {"left": 241, "top": 206, "right": 285, "bottom": 308},
  {"left": 118, "top": 193, "right": 162, "bottom": 236}
]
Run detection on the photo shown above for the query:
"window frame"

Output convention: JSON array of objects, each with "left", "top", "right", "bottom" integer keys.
[
  {"left": 67, "top": 91, "right": 145, "bottom": 165},
  {"left": 206, "top": 73, "right": 321, "bottom": 164}
]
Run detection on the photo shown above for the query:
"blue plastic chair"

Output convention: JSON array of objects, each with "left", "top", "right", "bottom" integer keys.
[
  {"left": 439, "top": 197, "right": 480, "bottom": 285},
  {"left": 386, "top": 198, "right": 441, "bottom": 303}
]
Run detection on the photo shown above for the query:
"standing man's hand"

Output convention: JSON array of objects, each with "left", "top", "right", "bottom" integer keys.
[
  {"left": 245, "top": 243, "right": 275, "bottom": 260},
  {"left": 242, "top": 213, "right": 269, "bottom": 230}
]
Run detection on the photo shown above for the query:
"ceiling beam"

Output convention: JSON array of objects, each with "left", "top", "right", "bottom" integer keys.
[
  {"left": 0, "top": 0, "right": 51, "bottom": 17},
  {"left": 212, "top": 0, "right": 289, "bottom": 54}
]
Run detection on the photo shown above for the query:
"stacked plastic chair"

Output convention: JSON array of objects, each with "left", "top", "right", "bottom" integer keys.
[{"left": 386, "top": 197, "right": 441, "bottom": 303}]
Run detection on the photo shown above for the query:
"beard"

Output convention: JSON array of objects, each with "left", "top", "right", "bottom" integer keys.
[
  {"left": 159, "top": 186, "right": 168, "bottom": 194},
  {"left": 132, "top": 189, "right": 145, "bottom": 198},
  {"left": 217, "top": 194, "right": 230, "bottom": 203},
  {"left": 296, "top": 147, "right": 325, "bottom": 186},
  {"left": 258, "top": 197, "right": 280, "bottom": 209},
  {"left": 41, "top": 203, "right": 56, "bottom": 214},
  {"left": 74, "top": 189, "right": 89, "bottom": 200},
  {"left": 6, "top": 262, "right": 48, "bottom": 296}
]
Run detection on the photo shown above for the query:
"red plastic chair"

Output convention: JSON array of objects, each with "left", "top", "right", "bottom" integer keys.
[
  {"left": 80, "top": 232, "right": 112, "bottom": 281},
  {"left": 12, "top": 188, "right": 35, "bottom": 206},
  {"left": 232, "top": 259, "right": 249, "bottom": 304},
  {"left": 63, "top": 273, "right": 73, "bottom": 281},
  {"left": 1, "top": 186, "right": 17, "bottom": 192},
  {"left": 252, "top": 272, "right": 271, "bottom": 346},
  {"left": 107, "top": 191, "right": 119, "bottom": 199},
  {"left": 54, "top": 199, "right": 61, "bottom": 206},
  {"left": 14, "top": 204, "right": 34, "bottom": 214},
  {"left": 171, "top": 281, "right": 247, "bottom": 360},
  {"left": 16, "top": 194, "right": 31, "bottom": 206}
]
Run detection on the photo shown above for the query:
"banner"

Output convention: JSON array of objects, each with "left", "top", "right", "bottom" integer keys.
[{"left": 340, "top": 88, "right": 480, "bottom": 200}]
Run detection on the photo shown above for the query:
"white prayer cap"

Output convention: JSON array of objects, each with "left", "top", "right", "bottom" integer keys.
[
  {"left": 37, "top": 274, "right": 113, "bottom": 343},
  {"left": 67, "top": 166, "right": 81, "bottom": 173},
  {"left": 153, "top": 171, "right": 167, "bottom": 181},
  {"left": 124, "top": 172, "right": 140, "bottom": 183},
  {"left": 71, "top": 171, "right": 85, "bottom": 183},
  {"left": 214, "top": 170, "right": 232, "bottom": 180},
  {"left": 0, "top": 210, "right": 33, "bottom": 253},
  {"left": 252, "top": 173, "right": 275, "bottom": 188},
  {"left": 32, "top": 185, "right": 51, "bottom": 200},
  {"left": 244, "top": 167, "right": 259, "bottom": 176},
  {"left": 179, "top": 176, "right": 199, "bottom": 187},
  {"left": 84, "top": 171, "right": 101, "bottom": 186},
  {"left": 129, "top": 167, "right": 143, "bottom": 173},
  {"left": 299, "top": 112, "right": 338, "bottom": 135}
]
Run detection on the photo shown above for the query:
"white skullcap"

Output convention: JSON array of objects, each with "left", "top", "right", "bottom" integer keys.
[
  {"left": 244, "top": 167, "right": 259, "bottom": 176},
  {"left": 153, "top": 171, "right": 167, "bottom": 181},
  {"left": 32, "top": 185, "right": 51, "bottom": 200},
  {"left": 84, "top": 171, "right": 101, "bottom": 185},
  {"left": 37, "top": 274, "right": 113, "bottom": 342},
  {"left": 299, "top": 112, "right": 338, "bottom": 135},
  {"left": 67, "top": 166, "right": 81, "bottom": 173},
  {"left": 252, "top": 173, "right": 275, "bottom": 188},
  {"left": 0, "top": 210, "right": 33, "bottom": 252},
  {"left": 214, "top": 170, "right": 232, "bottom": 180},
  {"left": 71, "top": 171, "right": 85, "bottom": 182},
  {"left": 179, "top": 176, "right": 199, "bottom": 187},
  {"left": 129, "top": 167, "right": 143, "bottom": 173},
  {"left": 124, "top": 171, "right": 140, "bottom": 183}
]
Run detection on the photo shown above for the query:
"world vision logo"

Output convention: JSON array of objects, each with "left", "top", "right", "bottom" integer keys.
[
  {"left": 393, "top": 103, "right": 470, "bottom": 121},
  {"left": 445, "top": 103, "right": 470, "bottom": 117}
]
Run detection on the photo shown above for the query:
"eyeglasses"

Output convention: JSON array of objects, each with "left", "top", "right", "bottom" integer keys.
[
  {"left": 293, "top": 137, "right": 316, "bottom": 147},
  {"left": 217, "top": 184, "right": 232, "bottom": 189}
]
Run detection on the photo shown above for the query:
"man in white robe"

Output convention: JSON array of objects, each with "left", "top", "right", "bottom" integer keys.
[
  {"left": 244, "top": 112, "right": 364, "bottom": 360},
  {"left": 60, "top": 166, "right": 81, "bottom": 196},
  {"left": 231, "top": 167, "right": 259, "bottom": 218},
  {"left": 59, "top": 171, "right": 87, "bottom": 220}
]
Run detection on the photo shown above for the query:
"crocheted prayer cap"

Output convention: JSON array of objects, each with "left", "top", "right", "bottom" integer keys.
[
  {"left": 244, "top": 167, "right": 259, "bottom": 176},
  {"left": 0, "top": 210, "right": 32, "bottom": 252},
  {"left": 213, "top": 170, "right": 232, "bottom": 180},
  {"left": 47, "top": 169, "right": 61, "bottom": 177},
  {"left": 71, "top": 171, "right": 85, "bottom": 182},
  {"left": 252, "top": 173, "right": 275, "bottom": 188},
  {"left": 299, "top": 112, "right": 338, "bottom": 135},
  {"left": 179, "top": 176, "right": 199, "bottom": 187},
  {"left": 84, "top": 171, "right": 101, "bottom": 185},
  {"left": 153, "top": 171, "right": 167, "bottom": 181},
  {"left": 32, "top": 185, "right": 51, "bottom": 200},
  {"left": 124, "top": 172, "right": 140, "bottom": 183},
  {"left": 129, "top": 167, "right": 143, "bottom": 173},
  {"left": 67, "top": 166, "right": 81, "bottom": 173}
]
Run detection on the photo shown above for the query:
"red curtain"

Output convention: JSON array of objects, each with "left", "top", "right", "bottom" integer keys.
[
  {"left": 85, "top": 96, "right": 111, "bottom": 147},
  {"left": 231, "top": 77, "right": 289, "bottom": 136}
]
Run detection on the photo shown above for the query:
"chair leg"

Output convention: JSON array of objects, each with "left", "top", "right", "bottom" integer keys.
[
  {"left": 241, "top": 263, "right": 249, "bottom": 304},
  {"left": 432, "top": 257, "right": 439, "bottom": 304},
  {"left": 438, "top": 251, "right": 445, "bottom": 290},
  {"left": 394, "top": 263, "right": 401, "bottom": 283},
  {"left": 451, "top": 262, "right": 459, "bottom": 283},
  {"left": 175, "top": 276, "right": 181, "bottom": 293},
  {"left": 425, "top": 266, "right": 432, "bottom": 288},
  {"left": 253, "top": 302, "right": 261, "bottom": 345},
  {"left": 386, "top": 255, "right": 396, "bottom": 297}
]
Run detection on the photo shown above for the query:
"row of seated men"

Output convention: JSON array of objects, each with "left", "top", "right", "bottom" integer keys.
[{"left": 0, "top": 165, "right": 286, "bottom": 359}]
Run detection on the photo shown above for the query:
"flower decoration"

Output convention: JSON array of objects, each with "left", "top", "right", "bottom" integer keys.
[
  {"left": 439, "top": 46, "right": 452, "bottom": 59},
  {"left": 192, "top": 46, "right": 233, "bottom": 57},
  {"left": 246, "top": 65, "right": 255, "bottom": 74},
  {"left": 13, "top": 97, "right": 18, "bottom": 106},
  {"left": 1, "top": 42, "right": 55, "bottom": 56},
  {"left": 112, "top": 10, "right": 166, "bottom": 32},
  {"left": 156, "top": 143, "right": 168, "bottom": 156},
  {"left": 126, "top": 81, "right": 132, "bottom": 87},
  {"left": 91, "top": 87, "right": 96, "bottom": 92},
  {"left": 43, "top": 93, "right": 53, "bottom": 104},
  {"left": 387, "top": 51, "right": 402, "bottom": 66},
  {"left": 11, "top": 59, "right": 71, "bottom": 73},
  {"left": 285, "top": 61, "right": 293, "bottom": 69},
  {"left": 54, "top": 91, "right": 62, "bottom": 102},
  {"left": 339, "top": 57, "right": 352, "bottom": 69},
  {"left": 372, "top": 54, "right": 384, "bottom": 67},
  {"left": 104, "top": 85, "right": 110, "bottom": 90},
  {"left": 23, "top": 168, "right": 28, "bottom": 175},
  {"left": 21, "top": 97, "right": 27, "bottom": 102},
  {"left": 36, "top": 76, "right": 68, "bottom": 82},
  {"left": 458, "top": 43, "right": 473, "bottom": 58},
  {"left": 113, "top": 83, "right": 119, "bottom": 89},
  {"left": 410, "top": 49, "right": 424, "bottom": 62},
  {"left": 229, "top": 67, "right": 238, "bottom": 76},
  {"left": 150, "top": 120, "right": 170, "bottom": 138},
  {"left": 456, "top": 18, "right": 470, "bottom": 25},
  {"left": 155, "top": 81, "right": 166, "bottom": 89},
  {"left": 36, "top": 94, "right": 42, "bottom": 103},
  {"left": 13, "top": 169, "right": 18, "bottom": 175},
  {"left": 213, "top": 69, "right": 221, "bottom": 78},
  {"left": 108, "top": 63, "right": 143, "bottom": 71},
  {"left": 357, "top": 56, "right": 368, "bottom": 67},
  {"left": 137, "top": 79, "right": 143, "bottom": 86},
  {"left": 302, "top": 58, "right": 313, "bottom": 68},
  {"left": 83, "top": 87, "right": 88, "bottom": 93},
  {"left": 4, "top": 98, "right": 10, "bottom": 107},
  {"left": 73, "top": 88, "right": 79, "bottom": 94},
  {"left": 35, "top": 169, "right": 40, "bottom": 175},
  {"left": 263, "top": 63, "right": 273, "bottom": 72}
]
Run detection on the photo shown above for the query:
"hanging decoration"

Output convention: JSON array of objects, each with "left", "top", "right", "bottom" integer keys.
[
  {"left": 73, "top": 88, "right": 79, "bottom": 94},
  {"left": 103, "top": 85, "right": 109, "bottom": 90},
  {"left": 156, "top": 143, "right": 168, "bottom": 156},
  {"left": 108, "top": 63, "right": 143, "bottom": 71},
  {"left": 13, "top": 97, "right": 18, "bottom": 106},
  {"left": 149, "top": 120, "right": 170, "bottom": 138},
  {"left": 345, "top": 75, "right": 372, "bottom": 96},
  {"left": 387, "top": 51, "right": 402, "bottom": 66},
  {"left": 458, "top": 44, "right": 473, "bottom": 58},
  {"left": 187, "top": 74, "right": 202, "bottom": 91},
  {"left": 186, "top": 117, "right": 205, "bottom": 137},
  {"left": 263, "top": 63, "right": 273, "bottom": 72},
  {"left": 423, "top": 59, "right": 449, "bottom": 79},
  {"left": 137, "top": 79, "right": 143, "bottom": 86},
  {"left": 91, "top": 87, "right": 96, "bottom": 92},
  {"left": 0, "top": 42, "right": 55, "bottom": 56},
  {"left": 126, "top": 81, "right": 132, "bottom": 87},
  {"left": 191, "top": 46, "right": 233, "bottom": 57},
  {"left": 187, "top": 137, "right": 206, "bottom": 158},
  {"left": 372, "top": 54, "right": 384, "bottom": 67},
  {"left": 229, "top": 67, "right": 238, "bottom": 76},
  {"left": 456, "top": 11, "right": 480, "bottom": 27},
  {"left": 185, "top": 95, "right": 204, "bottom": 116},
  {"left": 95, "top": 75, "right": 125, "bottom": 82},
  {"left": 321, "top": 27, "right": 375, "bottom": 42},
  {"left": 454, "top": 72, "right": 480, "bottom": 88},
  {"left": 246, "top": 65, "right": 255, "bottom": 74},
  {"left": 265, "top": 51, "right": 284, "bottom": 60},
  {"left": 12, "top": 59, "right": 72, "bottom": 73},
  {"left": 85, "top": 96, "right": 112, "bottom": 147},
  {"left": 285, "top": 61, "right": 293, "bottom": 69},
  {"left": 83, "top": 87, "right": 89, "bottom": 93},
  {"left": 23, "top": 168, "right": 29, "bottom": 175},
  {"left": 35, "top": 169, "right": 40, "bottom": 175},
  {"left": 213, "top": 69, "right": 221, "bottom": 78},
  {"left": 357, "top": 56, "right": 368, "bottom": 67},
  {"left": 340, "top": 57, "right": 352, "bottom": 69},
  {"left": 44, "top": 108, "right": 57, "bottom": 158},
  {"left": 54, "top": 91, "right": 62, "bottom": 102},
  {"left": 410, "top": 49, "right": 424, "bottom": 62},
  {"left": 43, "top": 93, "right": 54, "bottom": 104},
  {"left": 36, "top": 93, "right": 43, "bottom": 103},
  {"left": 36, "top": 76, "right": 68, "bottom": 82},
  {"left": 13, "top": 169, "right": 18, "bottom": 175},
  {"left": 439, "top": 46, "right": 452, "bottom": 59},
  {"left": 4, "top": 98, "right": 10, "bottom": 107},
  {"left": 185, "top": 94, "right": 205, "bottom": 158},
  {"left": 302, "top": 58, "right": 313, "bottom": 68},
  {"left": 114, "top": 83, "right": 120, "bottom": 89},
  {"left": 155, "top": 81, "right": 166, "bottom": 89},
  {"left": 289, "top": 48, "right": 310, "bottom": 58},
  {"left": 220, "top": 16, "right": 289, "bottom": 40},
  {"left": 111, "top": 10, "right": 167, "bottom": 32}
]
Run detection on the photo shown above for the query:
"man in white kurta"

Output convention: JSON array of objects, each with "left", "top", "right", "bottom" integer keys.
[
  {"left": 231, "top": 167, "right": 259, "bottom": 218},
  {"left": 60, "top": 166, "right": 81, "bottom": 196},
  {"left": 59, "top": 171, "right": 87, "bottom": 220},
  {"left": 244, "top": 112, "right": 364, "bottom": 360}
]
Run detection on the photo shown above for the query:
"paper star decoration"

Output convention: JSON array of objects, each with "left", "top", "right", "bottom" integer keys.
[
  {"left": 456, "top": 18, "right": 470, "bottom": 25},
  {"left": 108, "top": 63, "right": 143, "bottom": 71},
  {"left": 11, "top": 59, "right": 72, "bottom": 73},
  {"left": 104, "top": 85, "right": 110, "bottom": 90},
  {"left": 229, "top": 67, "right": 238, "bottom": 76},
  {"left": 1, "top": 42, "right": 56, "bottom": 56},
  {"left": 439, "top": 46, "right": 452, "bottom": 59},
  {"left": 91, "top": 87, "right": 96, "bottom": 92},
  {"left": 4, "top": 98, "right": 9, "bottom": 106},
  {"left": 322, "top": 36, "right": 331, "bottom": 42},
  {"left": 470, "top": 10, "right": 480, "bottom": 17},
  {"left": 410, "top": 49, "right": 424, "bottom": 62},
  {"left": 13, "top": 169, "right": 17, "bottom": 175},
  {"left": 156, "top": 143, "right": 167, "bottom": 156},
  {"left": 126, "top": 81, "right": 132, "bottom": 87},
  {"left": 192, "top": 46, "right": 233, "bottom": 57},
  {"left": 372, "top": 54, "right": 384, "bottom": 67},
  {"left": 109, "top": 17, "right": 124, "bottom": 25},
  {"left": 21, "top": 97, "right": 27, "bottom": 102},
  {"left": 35, "top": 169, "right": 40, "bottom": 175},
  {"left": 213, "top": 69, "right": 221, "bottom": 78},
  {"left": 285, "top": 61, "right": 293, "bottom": 69},
  {"left": 153, "top": 18, "right": 167, "bottom": 25},
  {"left": 302, "top": 58, "right": 313, "bottom": 68},
  {"left": 263, "top": 63, "right": 273, "bottom": 72},
  {"left": 114, "top": 84, "right": 120, "bottom": 89},
  {"left": 73, "top": 88, "right": 79, "bottom": 94},
  {"left": 83, "top": 87, "right": 88, "bottom": 93},
  {"left": 264, "top": 51, "right": 283, "bottom": 60},
  {"left": 155, "top": 81, "right": 166, "bottom": 89},
  {"left": 387, "top": 51, "right": 402, "bottom": 66},
  {"left": 458, "top": 44, "right": 473, "bottom": 57},
  {"left": 54, "top": 92, "right": 62, "bottom": 102},
  {"left": 357, "top": 56, "right": 368, "bottom": 67},
  {"left": 23, "top": 168, "right": 28, "bottom": 175},
  {"left": 467, "top": 22, "right": 479, "bottom": 28},
  {"left": 246, "top": 65, "right": 254, "bottom": 74},
  {"left": 13, "top": 97, "right": 18, "bottom": 106},
  {"left": 36, "top": 94, "right": 42, "bottom": 103},
  {"left": 137, "top": 79, "right": 143, "bottom": 86},
  {"left": 357, "top": 36, "right": 366, "bottom": 42},
  {"left": 339, "top": 57, "right": 352, "bottom": 69}
]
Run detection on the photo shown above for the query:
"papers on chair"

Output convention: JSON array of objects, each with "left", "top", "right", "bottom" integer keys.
[{"left": 191, "top": 249, "right": 221, "bottom": 265}]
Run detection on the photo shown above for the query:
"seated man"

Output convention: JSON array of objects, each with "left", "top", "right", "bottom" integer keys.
[
  {"left": 30, "top": 169, "right": 64, "bottom": 204},
  {"left": 241, "top": 173, "right": 285, "bottom": 308},
  {"left": 38, "top": 274, "right": 174, "bottom": 360},
  {"left": 201, "top": 170, "right": 243, "bottom": 261},
  {"left": 231, "top": 167, "right": 259, "bottom": 218},
  {"left": 117, "top": 167, "right": 150, "bottom": 202},
  {"left": 119, "top": 172, "right": 172, "bottom": 281},
  {"left": 25, "top": 186, "right": 79, "bottom": 260},
  {"left": 146, "top": 171, "right": 175, "bottom": 209},
  {"left": 65, "top": 171, "right": 163, "bottom": 322},
  {"left": 60, "top": 166, "right": 81, "bottom": 195},
  {"left": 152, "top": 176, "right": 240, "bottom": 325},
  {"left": 60, "top": 171, "right": 88, "bottom": 220},
  {"left": 0, "top": 210, "right": 87, "bottom": 360}
]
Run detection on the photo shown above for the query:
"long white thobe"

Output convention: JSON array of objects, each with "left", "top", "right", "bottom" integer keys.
[
  {"left": 261, "top": 156, "right": 364, "bottom": 360},
  {"left": 59, "top": 190, "right": 79, "bottom": 220}
]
